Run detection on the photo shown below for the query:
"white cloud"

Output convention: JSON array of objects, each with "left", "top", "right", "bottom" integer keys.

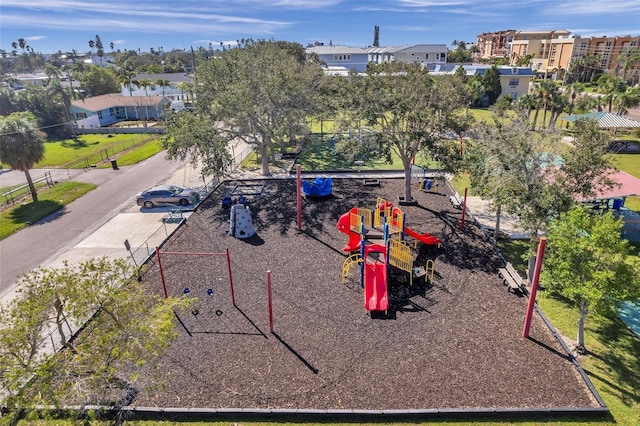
[{"left": 25, "top": 35, "right": 47, "bottom": 41}]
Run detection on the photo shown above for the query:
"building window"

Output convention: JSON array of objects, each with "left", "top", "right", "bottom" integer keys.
[
  {"left": 98, "top": 111, "right": 103, "bottom": 119},
  {"left": 332, "top": 54, "right": 351, "bottom": 61},
  {"left": 511, "top": 92, "right": 518, "bottom": 99},
  {"left": 509, "top": 78, "right": 519, "bottom": 86},
  {"left": 76, "top": 112, "right": 87, "bottom": 119}
]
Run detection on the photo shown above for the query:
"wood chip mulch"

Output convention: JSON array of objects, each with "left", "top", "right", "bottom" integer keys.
[{"left": 132, "top": 177, "right": 600, "bottom": 412}]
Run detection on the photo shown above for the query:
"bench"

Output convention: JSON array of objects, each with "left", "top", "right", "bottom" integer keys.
[
  {"left": 498, "top": 262, "right": 526, "bottom": 294},
  {"left": 449, "top": 192, "right": 463, "bottom": 209},
  {"left": 163, "top": 207, "right": 184, "bottom": 224}
]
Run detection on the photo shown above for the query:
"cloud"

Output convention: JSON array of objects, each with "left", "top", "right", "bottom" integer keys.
[{"left": 25, "top": 35, "right": 47, "bottom": 41}]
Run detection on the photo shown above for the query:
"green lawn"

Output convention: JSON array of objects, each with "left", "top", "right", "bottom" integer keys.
[
  {"left": 95, "top": 139, "right": 164, "bottom": 168},
  {"left": 0, "top": 182, "right": 96, "bottom": 240},
  {"left": 495, "top": 239, "right": 640, "bottom": 426},
  {"left": 28, "top": 134, "right": 161, "bottom": 168}
]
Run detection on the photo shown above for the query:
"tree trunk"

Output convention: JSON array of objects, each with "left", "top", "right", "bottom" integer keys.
[
  {"left": 24, "top": 169, "right": 38, "bottom": 202},
  {"left": 532, "top": 108, "right": 540, "bottom": 130},
  {"left": 260, "top": 143, "right": 270, "bottom": 176},
  {"left": 494, "top": 204, "right": 502, "bottom": 240},
  {"left": 577, "top": 297, "right": 588, "bottom": 353},
  {"left": 403, "top": 162, "right": 412, "bottom": 202}
]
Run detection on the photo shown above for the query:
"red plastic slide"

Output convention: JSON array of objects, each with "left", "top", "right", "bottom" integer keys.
[
  {"left": 364, "top": 260, "right": 388, "bottom": 312},
  {"left": 404, "top": 225, "right": 442, "bottom": 246},
  {"left": 364, "top": 245, "right": 389, "bottom": 312}
]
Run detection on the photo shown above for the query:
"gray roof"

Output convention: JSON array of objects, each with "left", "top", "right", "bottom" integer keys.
[
  {"left": 306, "top": 45, "right": 368, "bottom": 55},
  {"left": 561, "top": 111, "right": 640, "bottom": 128},
  {"left": 366, "top": 45, "right": 412, "bottom": 54},
  {"left": 395, "top": 44, "right": 448, "bottom": 53}
]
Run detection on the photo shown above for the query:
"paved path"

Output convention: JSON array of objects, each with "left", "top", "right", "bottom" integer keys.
[{"left": 0, "top": 153, "right": 192, "bottom": 299}]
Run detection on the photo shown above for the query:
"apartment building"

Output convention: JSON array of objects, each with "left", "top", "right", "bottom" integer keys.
[
  {"left": 573, "top": 35, "right": 640, "bottom": 71},
  {"left": 475, "top": 30, "right": 516, "bottom": 60},
  {"left": 367, "top": 44, "right": 448, "bottom": 65},
  {"left": 509, "top": 30, "right": 573, "bottom": 75}
]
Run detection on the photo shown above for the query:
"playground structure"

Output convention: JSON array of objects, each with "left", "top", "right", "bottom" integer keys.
[
  {"left": 302, "top": 177, "right": 333, "bottom": 197},
  {"left": 337, "top": 197, "right": 440, "bottom": 314},
  {"left": 229, "top": 201, "right": 256, "bottom": 239}
]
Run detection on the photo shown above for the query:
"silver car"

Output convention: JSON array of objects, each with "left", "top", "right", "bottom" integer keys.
[{"left": 136, "top": 185, "right": 198, "bottom": 209}]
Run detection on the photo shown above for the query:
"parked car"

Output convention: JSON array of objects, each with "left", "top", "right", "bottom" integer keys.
[{"left": 136, "top": 185, "right": 199, "bottom": 209}]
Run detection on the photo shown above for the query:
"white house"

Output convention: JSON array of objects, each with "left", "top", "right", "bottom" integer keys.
[
  {"left": 368, "top": 44, "right": 448, "bottom": 65},
  {"left": 305, "top": 45, "right": 370, "bottom": 73}
]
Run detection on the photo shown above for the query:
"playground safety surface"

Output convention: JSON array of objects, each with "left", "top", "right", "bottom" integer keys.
[{"left": 131, "top": 177, "right": 602, "bottom": 413}]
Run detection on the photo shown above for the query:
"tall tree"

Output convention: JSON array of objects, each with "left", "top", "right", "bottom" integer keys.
[
  {"left": 541, "top": 206, "right": 640, "bottom": 353},
  {"left": 193, "top": 39, "right": 323, "bottom": 176},
  {"left": 155, "top": 78, "right": 171, "bottom": 95},
  {"left": 338, "top": 62, "right": 468, "bottom": 202},
  {"left": 78, "top": 65, "right": 119, "bottom": 96},
  {"left": 136, "top": 78, "right": 153, "bottom": 95},
  {"left": 465, "top": 115, "right": 571, "bottom": 241},
  {"left": 117, "top": 70, "right": 135, "bottom": 96},
  {"left": 481, "top": 65, "right": 502, "bottom": 105},
  {"left": 0, "top": 112, "right": 45, "bottom": 202},
  {"left": 161, "top": 110, "right": 233, "bottom": 179},
  {"left": 0, "top": 257, "right": 190, "bottom": 420},
  {"left": 560, "top": 118, "right": 618, "bottom": 201}
]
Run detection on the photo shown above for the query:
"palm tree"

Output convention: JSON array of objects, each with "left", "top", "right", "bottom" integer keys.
[
  {"left": 177, "top": 81, "right": 192, "bottom": 102},
  {"left": 596, "top": 75, "right": 626, "bottom": 113},
  {"left": 47, "top": 81, "right": 75, "bottom": 135},
  {"left": 136, "top": 78, "right": 153, "bottom": 96},
  {"left": 155, "top": 78, "right": 171, "bottom": 95},
  {"left": 0, "top": 112, "right": 46, "bottom": 202},
  {"left": 615, "top": 49, "right": 640, "bottom": 84},
  {"left": 118, "top": 71, "right": 135, "bottom": 96},
  {"left": 614, "top": 87, "right": 640, "bottom": 116},
  {"left": 44, "top": 63, "right": 62, "bottom": 85}
]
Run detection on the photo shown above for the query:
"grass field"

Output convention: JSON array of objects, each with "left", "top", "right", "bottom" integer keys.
[
  {"left": 32, "top": 134, "right": 160, "bottom": 168},
  {"left": 0, "top": 182, "right": 95, "bottom": 240}
]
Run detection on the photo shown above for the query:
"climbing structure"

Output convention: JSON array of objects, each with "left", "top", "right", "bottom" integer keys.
[{"left": 229, "top": 203, "right": 256, "bottom": 239}]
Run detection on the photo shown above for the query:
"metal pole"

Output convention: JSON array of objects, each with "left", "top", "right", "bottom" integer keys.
[
  {"left": 267, "top": 270, "right": 274, "bottom": 334},
  {"left": 226, "top": 248, "right": 236, "bottom": 306},
  {"left": 522, "top": 237, "right": 547, "bottom": 338},
  {"left": 460, "top": 188, "right": 468, "bottom": 230},
  {"left": 156, "top": 247, "right": 168, "bottom": 298},
  {"left": 296, "top": 164, "right": 302, "bottom": 231}
]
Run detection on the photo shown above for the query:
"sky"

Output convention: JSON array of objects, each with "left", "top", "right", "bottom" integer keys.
[{"left": 1, "top": 0, "right": 639, "bottom": 54}]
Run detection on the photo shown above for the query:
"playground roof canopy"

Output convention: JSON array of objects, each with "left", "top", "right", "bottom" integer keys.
[{"left": 561, "top": 111, "right": 640, "bottom": 129}]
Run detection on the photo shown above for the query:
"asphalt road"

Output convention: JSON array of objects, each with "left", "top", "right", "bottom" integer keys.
[{"left": 0, "top": 153, "right": 187, "bottom": 297}]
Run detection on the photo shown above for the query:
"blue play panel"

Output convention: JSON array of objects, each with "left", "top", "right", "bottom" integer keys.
[{"left": 618, "top": 300, "right": 640, "bottom": 339}]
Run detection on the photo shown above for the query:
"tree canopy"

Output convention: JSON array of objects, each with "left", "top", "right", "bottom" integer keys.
[
  {"left": 541, "top": 206, "right": 640, "bottom": 352},
  {"left": 0, "top": 111, "right": 46, "bottom": 201},
  {"left": 161, "top": 110, "right": 233, "bottom": 180},
  {"left": 0, "top": 258, "right": 189, "bottom": 420},
  {"left": 335, "top": 62, "right": 469, "bottom": 201},
  {"left": 191, "top": 39, "right": 323, "bottom": 176}
]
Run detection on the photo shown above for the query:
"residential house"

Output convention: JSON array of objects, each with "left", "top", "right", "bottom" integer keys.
[
  {"left": 306, "top": 45, "right": 369, "bottom": 73},
  {"left": 70, "top": 94, "right": 170, "bottom": 127},
  {"left": 428, "top": 64, "right": 534, "bottom": 101},
  {"left": 367, "top": 44, "right": 448, "bottom": 65}
]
